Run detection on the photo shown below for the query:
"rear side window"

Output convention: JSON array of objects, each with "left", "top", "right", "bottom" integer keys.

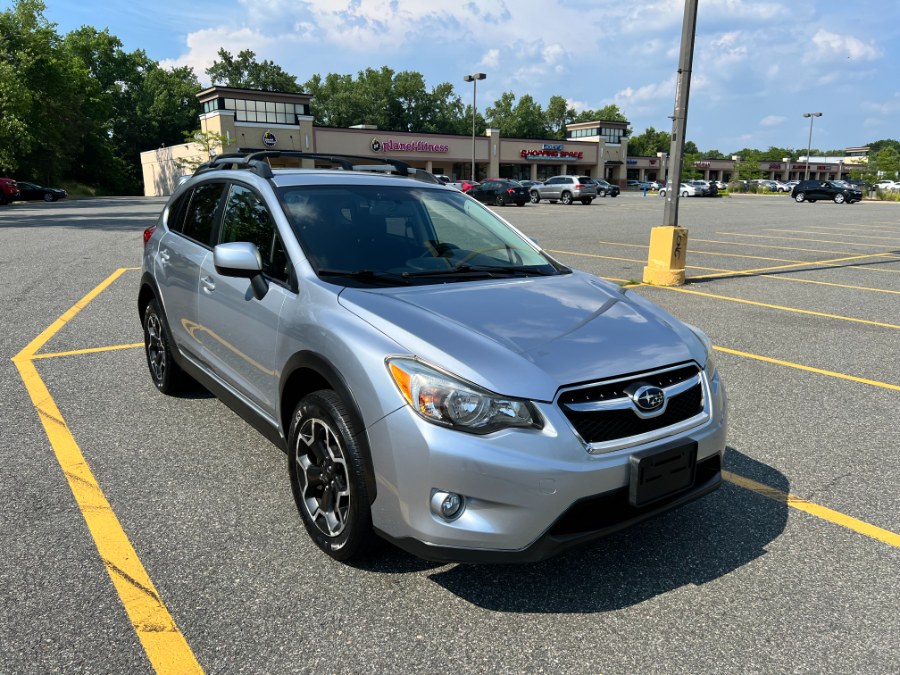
[{"left": 181, "top": 182, "right": 225, "bottom": 246}]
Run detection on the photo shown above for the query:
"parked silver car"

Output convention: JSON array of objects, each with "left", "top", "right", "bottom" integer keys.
[
  {"left": 139, "top": 151, "right": 726, "bottom": 563},
  {"left": 529, "top": 175, "right": 598, "bottom": 205}
]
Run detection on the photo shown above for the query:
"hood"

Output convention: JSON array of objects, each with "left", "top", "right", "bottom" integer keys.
[{"left": 338, "top": 271, "right": 702, "bottom": 401}]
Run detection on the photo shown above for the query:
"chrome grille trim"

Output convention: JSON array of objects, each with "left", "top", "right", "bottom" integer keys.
[{"left": 555, "top": 363, "right": 711, "bottom": 454}]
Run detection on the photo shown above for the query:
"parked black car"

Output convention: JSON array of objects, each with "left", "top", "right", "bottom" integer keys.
[
  {"left": 16, "top": 181, "right": 67, "bottom": 202},
  {"left": 592, "top": 179, "right": 620, "bottom": 197},
  {"left": 791, "top": 180, "right": 862, "bottom": 204},
  {"left": 466, "top": 179, "right": 529, "bottom": 206}
]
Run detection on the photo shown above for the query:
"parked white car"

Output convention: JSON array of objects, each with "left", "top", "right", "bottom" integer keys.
[
  {"left": 875, "top": 180, "right": 900, "bottom": 192},
  {"left": 659, "top": 183, "right": 698, "bottom": 197}
]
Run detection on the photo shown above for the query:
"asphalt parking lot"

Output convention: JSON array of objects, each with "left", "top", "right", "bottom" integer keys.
[{"left": 1, "top": 192, "right": 898, "bottom": 673}]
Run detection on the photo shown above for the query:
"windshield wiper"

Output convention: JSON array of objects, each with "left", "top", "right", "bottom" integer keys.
[
  {"left": 317, "top": 268, "right": 411, "bottom": 285},
  {"left": 402, "top": 264, "right": 557, "bottom": 278}
]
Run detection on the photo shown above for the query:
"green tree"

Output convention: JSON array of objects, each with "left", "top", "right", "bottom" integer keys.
[
  {"left": 872, "top": 146, "right": 900, "bottom": 180},
  {"left": 571, "top": 103, "right": 627, "bottom": 123},
  {"left": 544, "top": 95, "right": 574, "bottom": 139},
  {"left": 207, "top": 48, "right": 300, "bottom": 91},
  {"left": 174, "top": 129, "right": 230, "bottom": 173},
  {"left": 627, "top": 127, "right": 671, "bottom": 157}
]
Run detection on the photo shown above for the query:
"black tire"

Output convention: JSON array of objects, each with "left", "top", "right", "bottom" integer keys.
[
  {"left": 611, "top": 192, "right": 618, "bottom": 198},
  {"left": 288, "top": 390, "right": 375, "bottom": 562},
  {"left": 516, "top": 201, "right": 525, "bottom": 206},
  {"left": 581, "top": 197, "right": 593, "bottom": 205},
  {"left": 529, "top": 191, "right": 540, "bottom": 204},
  {"left": 43, "top": 193, "right": 56, "bottom": 202},
  {"left": 142, "top": 298, "right": 190, "bottom": 394},
  {"left": 659, "top": 189, "right": 667, "bottom": 197},
  {"left": 560, "top": 191, "right": 573, "bottom": 205},
  {"left": 833, "top": 193, "right": 845, "bottom": 204},
  {"left": 494, "top": 194, "right": 506, "bottom": 206},
  {"left": 794, "top": 192, "right": 806, "bottom": 202},
  {"left": 808, "top": 199, "right": 817, "bottom": 203},
  {"left": 598, "top": 189, "right": 607, "bottom": 198},
  {"left": 681, "top": 190, "right": 689, "bottom": 197}
]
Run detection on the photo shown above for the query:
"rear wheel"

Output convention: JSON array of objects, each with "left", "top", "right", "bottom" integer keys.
[
  {"left": 794, "top": 192, "right": 806, "bottom": 202},
  {"left": 142, "top": 298, "right": 190, "bottom": 394},
  {"left": 581, "top": 197, "right": 593, "bottom": 205},
  {"left": 681, "top": 190, "right": 689, "bottom": 197},
  {"left": 808, "top": 199, "right": 817, "bottom": 203},
  {"left": 494, "top": 193, "right": 506, "bottom": 206},
  {"left": 598, "top": 189, "right": 607, "bottom": 198},
  {"left": 560, "top": 191, "right": 573, "bottom": 205},
  {"left": 529, "top": 191, "right": 540, "bottom": 204},
  {"left": 833, "top": 193, "right": 845, "bottom": 204},
  {"left": 288, "top": 390, "right": 375, "bottom": 562}
]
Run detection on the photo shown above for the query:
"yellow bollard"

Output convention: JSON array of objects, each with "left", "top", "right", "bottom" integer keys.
[{"left": 642, "top": 226, "right": 688, "bottom": 286}]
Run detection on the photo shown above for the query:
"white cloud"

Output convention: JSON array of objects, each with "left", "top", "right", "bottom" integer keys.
[
  {"left": 614, "top": 77, "right": 676, "bottom": 106},
  {"left": 159, "top": 27, "right": 278, "bottom": 84},
  {"left": 481, "top": 49, "right": 500, "bottom": 69},
  {"left": 809, "top": 29, "right": 880, "bottom": 61},
  {"left": 760, "top": 115, "right": 786, "bottom": 127}
]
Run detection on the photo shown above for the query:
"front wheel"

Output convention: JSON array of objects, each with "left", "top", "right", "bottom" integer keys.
[
  {"left": 560, "top": 191, "right": 573, "bottom": 205},
  {"left": 794, "top": 192, "right": 806, "bottom": 203},
  {"left": 43, "top": 193, "right": 56, "bottom": 202},
  {"left": 598, "top": 189, "right": 607, "bottom": 197},
  {"left": 659, "top": 189, "right": 667, "bottom": 197},
  {"left": 681, "top": 190, "right": 689, "bottom": 197},
  {"left": 529, "top": 191, "right": 540, "bottom": 204},
  {"left": 288, "top": 391, "right": 375, "bottom": 562},
  {"left": 833, "top": 193, "right": 845, "bottom": 204}
]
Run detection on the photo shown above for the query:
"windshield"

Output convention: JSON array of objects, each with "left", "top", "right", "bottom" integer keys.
[{"left": 278, "top": 185, "right": 565, "bottom": 285}]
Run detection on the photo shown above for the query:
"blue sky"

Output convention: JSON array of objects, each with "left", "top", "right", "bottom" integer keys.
[{"left": 33, "top": 0, "right": 900, "bottom": 154}]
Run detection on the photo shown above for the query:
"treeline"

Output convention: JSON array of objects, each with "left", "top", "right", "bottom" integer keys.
[{"left": 2, "top": 1, "right": 897, "bottom": 194}]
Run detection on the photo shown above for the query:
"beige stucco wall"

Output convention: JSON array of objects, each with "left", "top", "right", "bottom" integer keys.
[{"left": 140, "top": 142, "right": 207, "bottom": 197}]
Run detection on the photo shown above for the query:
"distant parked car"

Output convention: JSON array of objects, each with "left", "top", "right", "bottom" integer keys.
[
  {"left": 874, "top": 180, "right": 900, "bottom": 192},
  {"left": 0, "top": 177, "right": 20, "bottom": 205},
  {"left": 529, "top": 175, "right": 597, "bottom": 205},
  {"left": 791, "top": 179, "right": 862, "bottom": 204},
  {"left": 15, "top": 181, "right": 67, "bottom": 202},
  {"left": 626, "top": 180, "right": 642, "bottom": 189},
  {"left": 518, "top": 180, "right": 543, "bottom": 189},
  {"left": 448, "top": 180, "right": 480, "bottom": 192},
  {"left": 593, "top": 179, "right": 620, "bottom": 197},
  {"left": 466, "top": 179, "right": 529, "bottom": 206},
  {"left": 713, "top": 180, "right": 728, "bottom": 190},
  {"left": 687, "top": 180, "right": 717, "bottom": 197},
  {"left": 659, "top": 183, "right": 698, "bottom": 197}
]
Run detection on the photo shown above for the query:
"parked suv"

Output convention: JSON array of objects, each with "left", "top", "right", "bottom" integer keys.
[
  {"left": 529, "top": 175, "right": 597, "bottom": 205},
  {"left": 591, "top": 178, "right": 620, "bottom": 198},
  {"left": 139, "top": 151, "right": 726, "bottom": 563},
  {"left": 791, "top": 179, "right": 862, "bottom": 204},
  {"left": 0, "top": 177, "right": 20, "bottom": 205}
]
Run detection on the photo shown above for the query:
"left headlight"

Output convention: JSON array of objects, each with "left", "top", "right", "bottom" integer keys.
[{"left": 386, "top": 357, "right": 540, "bottom": 434}]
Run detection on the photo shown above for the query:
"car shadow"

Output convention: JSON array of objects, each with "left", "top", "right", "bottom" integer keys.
[{"left": 359, "top": 447, "right": 789, "bottom": 611}]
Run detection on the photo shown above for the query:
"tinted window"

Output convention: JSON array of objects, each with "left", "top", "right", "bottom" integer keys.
[
  {"left": 221, "top": 184, "right": 289, "bottom": 284},
  {"left": 182, "top": 182, "right": 225, "bottom": 245}
]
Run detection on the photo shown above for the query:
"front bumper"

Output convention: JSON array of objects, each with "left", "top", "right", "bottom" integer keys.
[{"left": 367, "top": 371, "right": 727, "bottom": 563}]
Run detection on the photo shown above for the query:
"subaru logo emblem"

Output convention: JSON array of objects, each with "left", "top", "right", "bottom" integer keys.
[{"left": 633, "top": 385, "right": 665, "bottom": 411}]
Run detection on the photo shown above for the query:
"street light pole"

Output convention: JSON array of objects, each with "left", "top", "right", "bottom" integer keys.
[
  {"left": 803, "top": 112, "right": 822, "bottom": 181},
  {"left": 463, "top": 73, "right": 486, "bottom": 182}
]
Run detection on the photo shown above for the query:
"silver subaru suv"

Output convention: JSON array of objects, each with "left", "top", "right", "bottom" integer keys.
[{"left": 139, "top": 151, "right": 726, "bottom": 563}]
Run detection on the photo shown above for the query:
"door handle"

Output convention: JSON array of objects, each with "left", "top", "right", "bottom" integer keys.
[{"left": 200, "top": 276, "right": 215, "bottom": 292}]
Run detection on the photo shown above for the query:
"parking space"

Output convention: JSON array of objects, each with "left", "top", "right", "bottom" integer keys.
[{"left": 1, "top": 195, "right": 898, "bottom": 673}]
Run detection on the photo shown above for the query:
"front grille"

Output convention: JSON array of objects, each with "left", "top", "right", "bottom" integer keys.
[{"left": 558, "top": 364, "right": 705, "bottom": 446}]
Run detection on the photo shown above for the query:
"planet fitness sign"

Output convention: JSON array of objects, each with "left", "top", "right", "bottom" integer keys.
[{"left": 371, "top": 137, "right": 449, "bottom": 153}]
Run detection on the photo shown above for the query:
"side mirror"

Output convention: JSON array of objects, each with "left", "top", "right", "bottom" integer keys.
[{"left": 213, "top": 242, "right": 269, "bottom": 300}]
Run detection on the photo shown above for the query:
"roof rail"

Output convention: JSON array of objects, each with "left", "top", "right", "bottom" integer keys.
[{"left": 191, "top": 151, "right": 443, "bottom": 184}]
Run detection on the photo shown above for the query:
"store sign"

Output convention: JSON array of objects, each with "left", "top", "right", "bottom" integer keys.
[
  {"left": 520, "top": 146, "right": 584, "bottom": 161},
  {"left": 370, "top": 137, "right": 449, "bottom": 153},
  {"left": 263, "top": 130, "right": 277, "bottom": 146},
  {"left": 768, "top": 163, "right": 783, "bottom": 169},
  {"left": 627, "top": 159, "right": 637, "bottom": 165},
  {"left": 695, "top": 161, "right": 711, "bottom": 168}
]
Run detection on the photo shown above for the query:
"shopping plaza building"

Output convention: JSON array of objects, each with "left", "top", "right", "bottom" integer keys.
[{"left": 140, "top": 86, "right": 865, "bottom": 196}]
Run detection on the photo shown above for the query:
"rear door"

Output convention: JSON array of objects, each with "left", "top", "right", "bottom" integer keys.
[
  {"left": 542, "top": 177, "right": 562, "bottom": 200},
  {"left": 155, "top": 181, "right": 226, "bottom": 362}
]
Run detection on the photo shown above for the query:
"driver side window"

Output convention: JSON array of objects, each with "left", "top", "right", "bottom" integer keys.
[{"left": 220, "top": 184, "right": 290, "bottom": 284}]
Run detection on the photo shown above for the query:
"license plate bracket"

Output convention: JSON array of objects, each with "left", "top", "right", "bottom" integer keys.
[{"left": 629, "top": 441, "right": 697, "bottom": 507}]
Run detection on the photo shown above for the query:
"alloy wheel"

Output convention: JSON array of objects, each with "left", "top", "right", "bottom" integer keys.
[{"left": 295, "top": 418, "right": 351, "bottom": 537}]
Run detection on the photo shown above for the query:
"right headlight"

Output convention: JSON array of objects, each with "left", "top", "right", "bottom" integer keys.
[{"left": 386, "top": 357, "right": 541, "bottom": 435}]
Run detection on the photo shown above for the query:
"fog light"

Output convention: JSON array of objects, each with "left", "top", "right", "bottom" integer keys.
[{"left": 431, "top": 490, "right": 465, "bottom": 521}]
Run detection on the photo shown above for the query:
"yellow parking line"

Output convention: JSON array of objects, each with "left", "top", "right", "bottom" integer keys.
[
  {"left": 590, "top": 240, "right": 805, "bottom": 263},
  {"left": 723, "top": 471, "right": 900, "bottom": 548},
  {"left": 806, "top": 224, "right": 900, "bottom": 234},
  {"left": 546, "top": 250, "right": 730, "bottom": 273},
  {"left": 30, "top": 343, "right": 144, "bottom": 360},
  {"left": 656, "top": 286, "right": 900, "bottom": 329},
  {"left": 766, "top": 228, "right": 900, "bottom": 242},
  {"left": 689, "top": 252, "right": 892, "bottom": 280},
  {"left": 691, "top": 237, "right": 879, "bottom": 256},
  {"left": 753, "top": 275, "right": 900, "bottom": 295},
  {"left": 11, "top": 270, "right": 203, "bottom": 675},
  {"left": 717, "top": 232, "right": 896, "bottom": 249},
  {"left": 712, "top": 345, "right": 900, "bottom": 391}
]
